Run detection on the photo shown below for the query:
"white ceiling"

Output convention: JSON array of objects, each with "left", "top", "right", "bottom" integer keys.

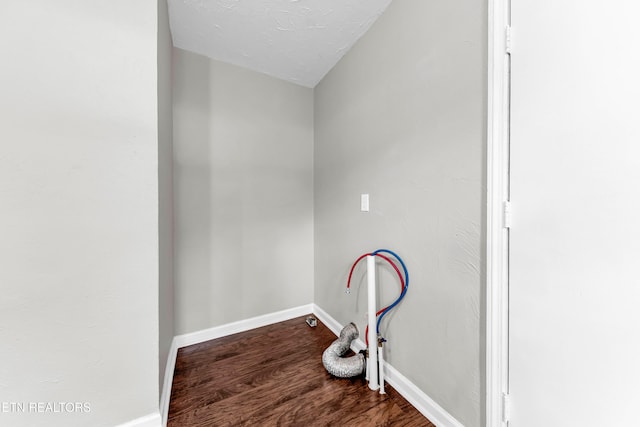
[{"left": 167, "top": 0, "right": 393, "bottom": 88}]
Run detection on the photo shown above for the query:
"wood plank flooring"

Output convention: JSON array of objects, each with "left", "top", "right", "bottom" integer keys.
[{"left": 168, "top": 316, "right": 434, "bottom": 426}]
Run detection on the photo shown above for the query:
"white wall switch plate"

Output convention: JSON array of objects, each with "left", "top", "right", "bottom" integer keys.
[{"left": 361, "top": 194, "right": 369, "bottom": 212}]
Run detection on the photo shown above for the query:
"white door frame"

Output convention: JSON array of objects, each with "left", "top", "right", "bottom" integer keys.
[{"left": 486, "top": 0, "right": 510, "bottom": 425}]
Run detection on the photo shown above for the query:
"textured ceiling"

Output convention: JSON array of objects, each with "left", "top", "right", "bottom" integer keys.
[{"left": 167, "top": 0, "right": 393, "bottom": 88}]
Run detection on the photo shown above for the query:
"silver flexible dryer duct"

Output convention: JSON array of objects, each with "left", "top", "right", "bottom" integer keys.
[{"left": 322, "top": 322, "right": 366, "bottom": 378}]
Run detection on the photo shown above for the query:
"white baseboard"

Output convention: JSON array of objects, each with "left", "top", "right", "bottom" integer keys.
[
  {"left": 159, "top": 337, "right": 179, "bottom": 427},
  {"left": 115, "top": 412, "right": 162, "bottom": 427},
  {"left": 311, "top": 303, "right": 344, "bottom": 337},
  {"left": 160, "top": 304, "right": 314, "bottom": 426},
  {"left": 172, "top": 304, "right": 314, "bottom": 348},
  {"left": 312, "top": 304, "right": 464, "bottom": 427},
  {"left": 384, "top": 364, "right": 464, "bottom": 427}
]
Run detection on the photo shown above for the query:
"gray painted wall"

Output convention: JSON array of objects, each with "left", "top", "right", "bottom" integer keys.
[
  {"left": 0, "top": 1, "right": 159, "bottom": 426},
  {"left": 313, "top": 1, "right": 486, "bottom": 426},
  {"left": 172, "top": 49, "right": 314, "bottom": 334},
  {"left": 158, "top": 0, "right": 175, "bottom": 396}
]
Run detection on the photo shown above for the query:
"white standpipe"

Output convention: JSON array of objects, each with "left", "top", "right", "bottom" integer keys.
[
  {"left": 367, "top": 255, "right": 379, "bottom": 391},
  {"left": 378, "top": 343, "right": 385, "bottom": 394}
]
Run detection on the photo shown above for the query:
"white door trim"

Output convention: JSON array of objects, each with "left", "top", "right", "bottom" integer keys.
[{"left": 486, "top": 0, "right": 510, "bottom": 425}]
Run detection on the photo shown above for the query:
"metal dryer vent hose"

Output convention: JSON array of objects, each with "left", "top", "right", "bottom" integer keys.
[{"left": 322, "top": 323, "right": 365, "bottom": 378}]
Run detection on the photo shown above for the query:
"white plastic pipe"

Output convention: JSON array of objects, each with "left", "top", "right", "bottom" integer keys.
[
  {"left": 378, "top": 344, "right": 385, "bottom": 395},
  {"left": 367, "top": 255, "right": 379, "bottom": 391}
]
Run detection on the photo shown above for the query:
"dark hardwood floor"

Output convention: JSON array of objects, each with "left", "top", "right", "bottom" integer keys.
[{"left": 168, "top": 315, "right": 434, "bottom": 426}]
